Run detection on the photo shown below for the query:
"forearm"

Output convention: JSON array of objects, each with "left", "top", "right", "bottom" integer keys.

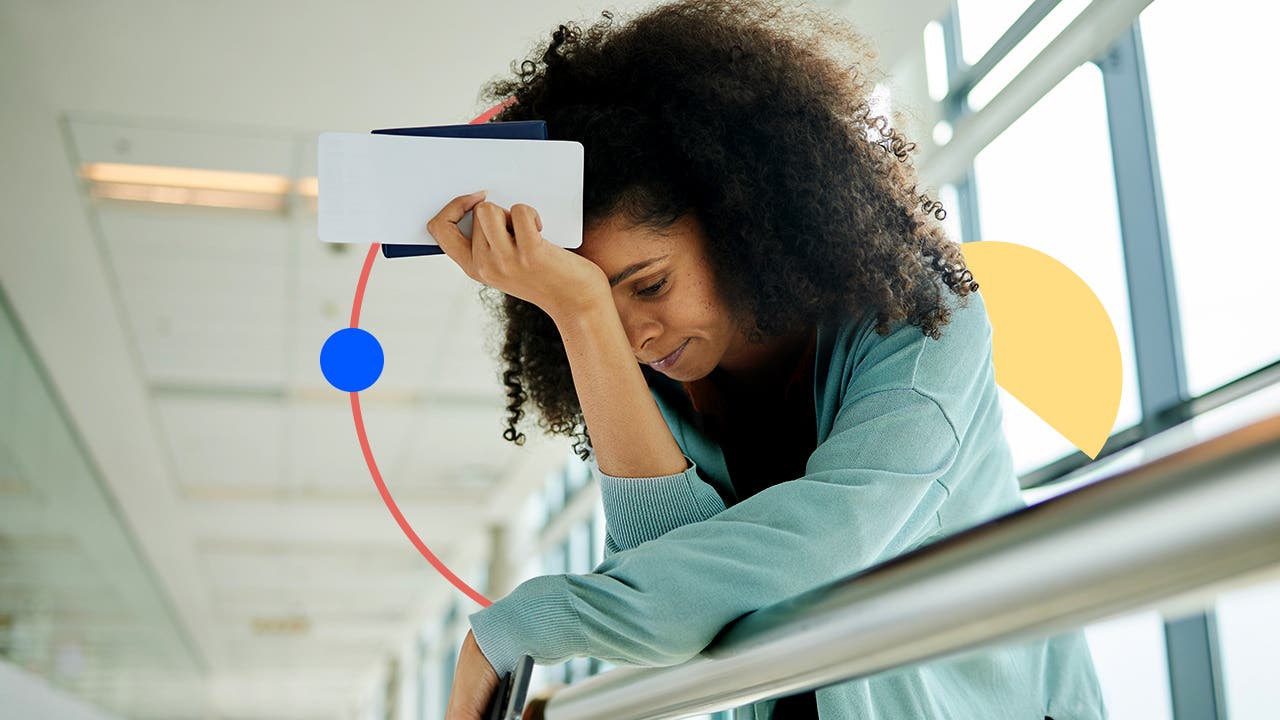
[{"left": 552, "top": 302, "right": 688, "bottom": 478}]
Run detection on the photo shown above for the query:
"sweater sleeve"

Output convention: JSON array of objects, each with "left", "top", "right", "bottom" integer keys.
[
  {"left": 468, "top": 386, "right": 959, "bottom": 676},
  {"left": 592, "top": 453, "right": 728, "bottom": 560}
]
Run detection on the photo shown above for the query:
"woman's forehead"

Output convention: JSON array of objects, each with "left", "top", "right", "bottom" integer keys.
[{"left": 579, "top": 212, "right": 700, "bottom": 261}]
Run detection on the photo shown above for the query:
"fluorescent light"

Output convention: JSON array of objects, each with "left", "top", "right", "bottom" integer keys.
[
  {"left": 79, "top": 162, "right": 300, "bottom": 211},
  {"left": 78, "top": 161, "right": 326, "bottom": 212},
  {"left": 924, "top": 20, "right": 949, "bottom": 102},
  {"left": 295, "top": 176, "right": 318, "bottom": 197},
  {"left": 81, "top": 162, "right": 291, "bottom": 194},
  {"left": 88, "top": 181, "right": 286, "bottom": 211}
]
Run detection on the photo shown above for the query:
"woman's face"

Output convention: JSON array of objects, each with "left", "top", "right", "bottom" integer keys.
[{"left": 573, "top": 211, "right": 754, "bottom": 383}]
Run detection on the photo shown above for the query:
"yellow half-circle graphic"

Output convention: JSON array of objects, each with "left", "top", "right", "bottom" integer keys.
[{"left": 960, "top": 241, "right": 1122, "bottom": 459}]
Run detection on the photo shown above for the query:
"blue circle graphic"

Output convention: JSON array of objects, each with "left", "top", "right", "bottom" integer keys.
[{"left": 320, "top": 328, "right": 384, "bottom": 392}]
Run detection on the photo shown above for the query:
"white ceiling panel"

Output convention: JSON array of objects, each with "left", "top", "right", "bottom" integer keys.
[
  {"left": 76, "top": 672, "right": 208, "bottom": 720},
  {"left": 95, "top": 203, "right": 293, "bottom": 268},
  {"left": 358, "top": 273, "right": 464, "bottom": 368},
  {"left": 288, "top": 399, "right": 418, "bottom": 494},
  {"left": 290, "top": 212, "right": 475, "bottom": 396},
  {"left": 213, "top": 645, "right": 387, "bottom": 671},
  {"left": 220, "top": 634, "right": 404, "bottom": 670},
  {"left": 205, "top": 671, "right": 367, "bottom": 718},
  {"left": 179, "top": 496, "right": 483, "bottom": 549},
  {"left": 200, "top": 543, "right": 438, "bottom": 594},
  {"left": 290, "top": 266, "right": 386, "bottom": 393},
  {"left": 94, "top": 205, "right": 292, "bottom": 387},
  {"left": 399, "top": 402, "right": 516, "bottom": 489},
  {"left": 155, "top": 394, "right": 285, "bottom": 493},
  {"left": 210, "top": 583, "right": 422, "bottom": 620},
  {"left": 223, "top": 621, "right": 416, "bottom": 650},
  {"left": 421, "top": 288, "right": 508, "bottom": 398},
  {"left": 290, "top": 276, "right": 450, "bottom": 397},
  {"left": 67, "top": 116, "right": 297, "bottom": 178},
  {"left": 58, "top": 624, "right": 187, "bottom": 657}
]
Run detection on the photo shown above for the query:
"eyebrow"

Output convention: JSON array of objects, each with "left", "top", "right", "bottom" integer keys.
[{"left": 608, "top": 254, "right": 670, "bottom": 288}]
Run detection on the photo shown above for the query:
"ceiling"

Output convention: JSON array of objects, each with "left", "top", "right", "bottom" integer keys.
[{"left": 0, "top": 0, "right": 948, "bottom": 717}]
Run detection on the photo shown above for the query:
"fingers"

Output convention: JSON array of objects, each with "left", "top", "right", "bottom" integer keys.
[
  {"left": 428, "top": 196, "right": 544, "bottom": 292},
  {"left": 426, "top": 191, "right": 487, "bottom": 273},
  {"left": 473, "top": 201, "right": 515, "bottom": 253},
  {"left": 510, "top": 203, "right": 543, "bottom": 248},
  {"left": 471, "top": 202, "right": 514, "bottom": 287}
]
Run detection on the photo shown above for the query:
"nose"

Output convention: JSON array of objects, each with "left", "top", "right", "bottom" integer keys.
[{"left": 618, "top": 304, "right": 662, "bottom": 359}]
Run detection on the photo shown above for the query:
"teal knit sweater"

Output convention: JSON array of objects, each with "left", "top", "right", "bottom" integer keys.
[{"left": 469, "top": 290, "right": 1107, "bottom": 719}]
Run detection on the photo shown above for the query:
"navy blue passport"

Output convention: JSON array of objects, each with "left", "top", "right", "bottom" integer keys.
[{"left": 370, "top": 121, "right": 548, "bottom": 259}]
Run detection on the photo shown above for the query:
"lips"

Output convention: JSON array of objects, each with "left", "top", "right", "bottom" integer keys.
[{"left": 646, "top": 339, "right": 689, "bottom": 371}]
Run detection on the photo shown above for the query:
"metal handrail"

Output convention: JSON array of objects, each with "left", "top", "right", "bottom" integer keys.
[{"left": 534, "top": 410, "right": 1280, "bottom": 720}]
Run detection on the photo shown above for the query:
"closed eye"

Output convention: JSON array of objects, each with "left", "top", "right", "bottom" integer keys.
[{"left": 637, "top": 279, "right": 667, "bottom": 297}]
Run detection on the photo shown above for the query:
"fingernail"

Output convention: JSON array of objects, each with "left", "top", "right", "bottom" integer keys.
[{"left": 471, "top": 189, "right": 487, "bottom": 197}]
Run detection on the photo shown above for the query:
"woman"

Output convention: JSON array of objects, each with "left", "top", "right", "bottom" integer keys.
[{"left": 432, "top": 1, "right": 1106, "bottom": 718}]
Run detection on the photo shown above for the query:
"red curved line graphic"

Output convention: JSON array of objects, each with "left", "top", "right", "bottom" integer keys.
[
  {"left": 348, "top": 241, "right": 492, "bottom": 608},
  {"left": 352, "top": 391, "right": 491, "bottom": 608},
  {"left": 349, "top": 243, "right": 379, "bottom": 329},
  {"left": 473, "top": 96, "right": 518, "bottom": 124},
  {"left": 345, "top": 100, "right": 515, "bottom": 609}
]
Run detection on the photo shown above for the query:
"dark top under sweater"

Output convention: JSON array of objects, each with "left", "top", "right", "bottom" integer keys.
[{"left": 682, "top": 328, "right": 820, "bottom": 719}]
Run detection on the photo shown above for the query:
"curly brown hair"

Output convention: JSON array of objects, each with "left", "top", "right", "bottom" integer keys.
[{"left": 474, "top": 0, "right": 978, "bottom": 461}]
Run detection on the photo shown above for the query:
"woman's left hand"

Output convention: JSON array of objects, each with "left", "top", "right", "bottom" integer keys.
[
  {"left": 444, "top": 629, "right": 502, "bottom": 720},
  {"left": 427, "top": 192, "right": 612, "bottom": 321}
]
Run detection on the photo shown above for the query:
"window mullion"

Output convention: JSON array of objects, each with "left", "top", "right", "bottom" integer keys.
[{"left": 1096, "top": 22, "right": 1226, "bottom": 720}]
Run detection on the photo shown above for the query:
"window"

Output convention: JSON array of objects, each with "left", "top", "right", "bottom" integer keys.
[
  {"left": 1083, "top": 612, "right": 1173, "bottom": 720},
  {"left": 541, "top": 538, "right": 566, "bottom": 576},
  {"left": 568, "top": 521, "right": 592, "bottom": 574},
  {"left": 1139, "top": 0, "right": 1280, "bottom": 397},
  {"left": 543, "top": 468, "right": 565, "bottom": 520},
  {"left": 439, "top": 608, "right": 458, "bottom": 720},
  {"left": 566, "top": 451, "right": 589, "bottom": 494},
  {"left": 938, "top": 184, "right": 963, "bottom": 246},
  {"left": 949, "top": 12, "right": 1174, "bottom": 713},
  {"left": 972, "top": 63, "right": 1141, "bottom": 472},
  {"left": 1215, "top": 577, "right": 1280, "bottom": 720},
  {"left": 958, "top": 0, "right": 1092, "bottom": 111},
  {"left": 955, "top": 0, "right": 1037, "bottom": 65}
]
